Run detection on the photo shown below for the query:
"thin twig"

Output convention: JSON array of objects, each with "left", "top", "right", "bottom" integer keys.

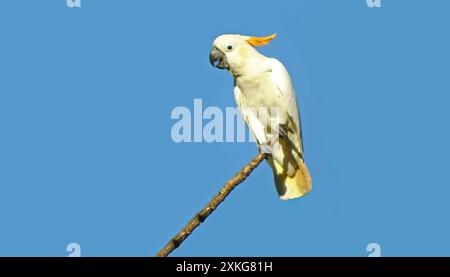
[{"left": 156, "top": 152, "right": 266, "bottom": 257}]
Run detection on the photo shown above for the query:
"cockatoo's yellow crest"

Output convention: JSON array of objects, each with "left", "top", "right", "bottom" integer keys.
[{"left": 245, "top": 33, "right": 277, "bottom": 47}]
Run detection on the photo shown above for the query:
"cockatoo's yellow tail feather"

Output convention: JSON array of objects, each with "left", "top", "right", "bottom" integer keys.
[{"left": 269, "top": 156, "right": 312, "bottom": 201}]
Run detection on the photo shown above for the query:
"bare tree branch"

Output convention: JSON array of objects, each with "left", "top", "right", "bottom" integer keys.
[{"left": 156, "top": 152, "right": 267, "bottom": 257}]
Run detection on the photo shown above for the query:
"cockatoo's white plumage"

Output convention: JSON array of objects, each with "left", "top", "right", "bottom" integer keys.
[{"left": 209, "top": 34, "right": 312, "bottom": 200}]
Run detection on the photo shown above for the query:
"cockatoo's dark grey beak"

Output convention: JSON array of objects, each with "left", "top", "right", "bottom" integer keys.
[{"left": 209, "top": 47, "right": 229, "bottom": 70}]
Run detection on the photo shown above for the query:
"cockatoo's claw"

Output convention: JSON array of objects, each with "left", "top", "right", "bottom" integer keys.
[{"left": 259, "top": 144, "right": 273, "bottom": 155}]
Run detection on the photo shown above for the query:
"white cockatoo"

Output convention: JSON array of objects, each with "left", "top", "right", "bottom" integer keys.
[{"left": 209, "top": 33, "right": 312, "bottom": 200}]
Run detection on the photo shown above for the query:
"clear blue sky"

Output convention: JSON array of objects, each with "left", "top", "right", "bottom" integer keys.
[{"left": 1, "top": 0, "right": 449, "bottom": 256}]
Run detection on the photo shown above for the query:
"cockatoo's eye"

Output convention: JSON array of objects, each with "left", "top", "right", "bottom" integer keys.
[{"left": 227, "top": 45, "right": 233, "bottom": 51}]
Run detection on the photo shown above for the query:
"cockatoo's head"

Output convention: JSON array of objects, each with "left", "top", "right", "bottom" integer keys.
[{"left": 209, "top": 33, "right": 276, "bottom": 75}]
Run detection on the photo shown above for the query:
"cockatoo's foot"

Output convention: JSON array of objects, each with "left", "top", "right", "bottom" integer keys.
[
  {"left": 259, "top": 144, "right": 274, "bottom": 155},
  {"left": 259, "top": 141, "right": 284, "bottom": 166}
]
